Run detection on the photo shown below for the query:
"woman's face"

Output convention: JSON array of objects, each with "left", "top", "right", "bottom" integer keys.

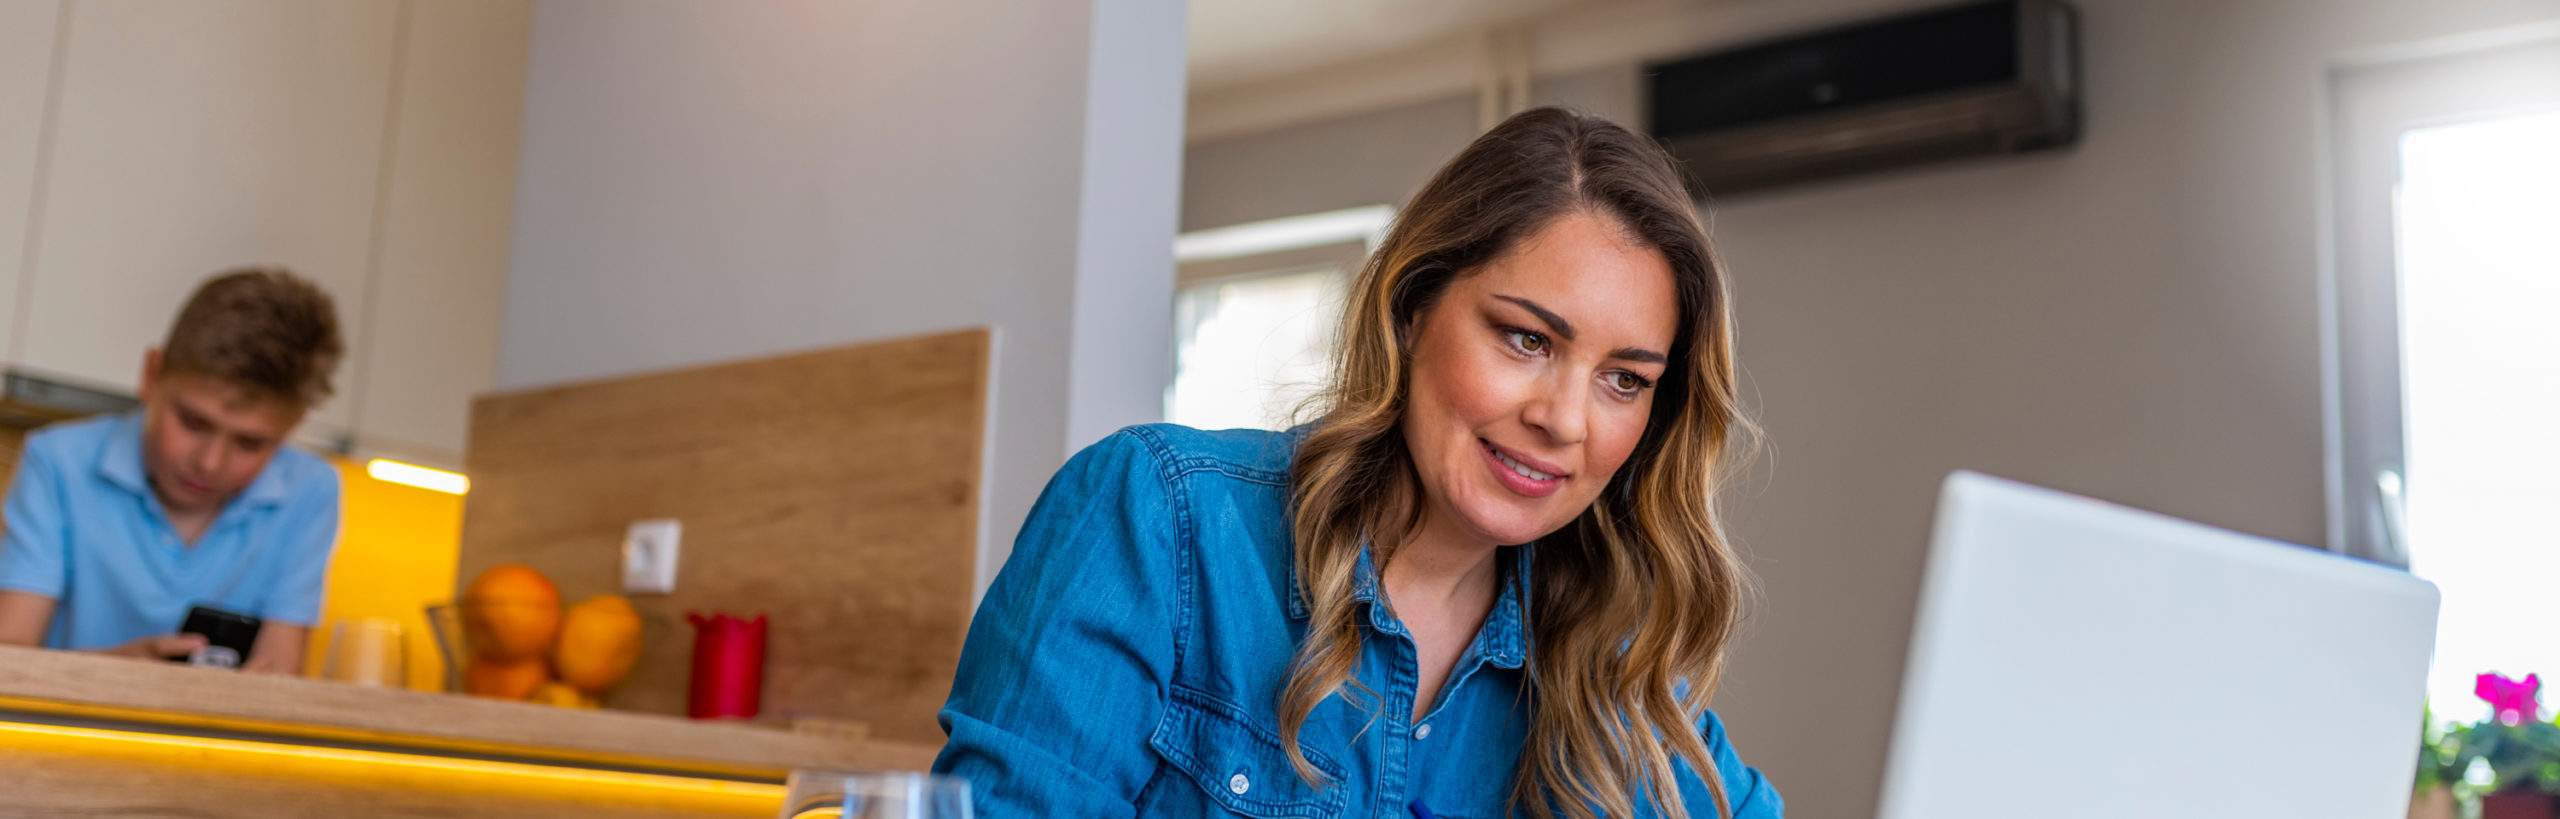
[{"left": 1401, "top": 209, "right": 1679, "bottom": 549}]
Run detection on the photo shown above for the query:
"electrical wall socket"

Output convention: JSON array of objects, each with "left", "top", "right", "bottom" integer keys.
[{"left": 622, "top": 518, "right": 681, "bottom": 595}]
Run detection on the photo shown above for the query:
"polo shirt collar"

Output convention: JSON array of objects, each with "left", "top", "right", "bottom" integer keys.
[
  {"left": 236, "top": 455, "right": 293, "bottom": 507},
  {"left": 96, "top": 412, "right": 147, "bottom": 495},
  {"left": 95, "top": 411, "right": 293, "bottom": 509}
]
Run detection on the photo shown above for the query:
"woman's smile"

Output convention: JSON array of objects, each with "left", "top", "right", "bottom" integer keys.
[{"left": 1480, "top": 437, "right": 1567, "bottom": 498}]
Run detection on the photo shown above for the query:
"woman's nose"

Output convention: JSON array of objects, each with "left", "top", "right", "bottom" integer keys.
[{"left": 1519, "top": 376, "right": 1588, "bottom": 446}]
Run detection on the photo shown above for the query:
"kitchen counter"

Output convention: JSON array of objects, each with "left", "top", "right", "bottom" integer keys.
[{"left": 0, "top": 644, "right": 941, "bottom": 817}]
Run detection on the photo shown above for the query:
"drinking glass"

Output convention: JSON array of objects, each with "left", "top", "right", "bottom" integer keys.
[
  {"left": 423, "top": 602, "right": 470, "bottom": 692},
  {"left": 323, "top": 617, "right": 406, "bottom": 687},
  {"left": 779, "top": 771, "right": 971, "bottom": 819}
]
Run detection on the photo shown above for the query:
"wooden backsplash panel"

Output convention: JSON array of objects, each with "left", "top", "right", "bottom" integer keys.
[{"left": 457, "top": 329, "right": 986, "bottom": 744}]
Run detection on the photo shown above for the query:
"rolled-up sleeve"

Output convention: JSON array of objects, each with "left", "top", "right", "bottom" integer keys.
[{"left": 934, "top": 428, "right": 1182, "bottom": 818}]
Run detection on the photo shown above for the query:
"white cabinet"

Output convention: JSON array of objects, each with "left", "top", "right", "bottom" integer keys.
[
  {"left": 0, "top": 0, "right": 66, "bottom": 358},
  {"left": 21, "top": 0, "right": 401, "bottom": 439},
  {"left": 347, "top": 0, "right": 530, "bottom": 466},
  {"left": 2, "top": 0, "right": 528, "bottom": 468}
]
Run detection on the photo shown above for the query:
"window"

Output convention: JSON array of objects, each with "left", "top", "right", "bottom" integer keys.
[
  {"left": 1167, "top": 207, "right": 1391, "bottom": 431},
  {"left": 2398, "top": 110, "right": 2560, "bottom": 722},
  {"left": 2331, "top": 38, "right": 2560, "bottom": 722}
]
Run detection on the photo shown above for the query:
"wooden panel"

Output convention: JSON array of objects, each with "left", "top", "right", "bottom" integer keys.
[
  {"left": 0, "top": 644, "right": 937, "bottom": 778},
  {"left": 459, "top": 330, "right": 988, "bottom": 746},
  {"left": 19, "top": 0, "right": 400, "bottom": 437},
  {"left": 352, "top": 0, "right": 532, "bottom": 465}
]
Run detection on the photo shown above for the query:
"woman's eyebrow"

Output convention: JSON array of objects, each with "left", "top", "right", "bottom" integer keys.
[
  {"left": 1492, "top": 294, "right": 1575, "bottom": 340},
  {"left": 1610, "top": 346, "right": 1668, "bottom": 365},
  {"left": 1497, "top": 293, "right": 1667, "bottom": 363}
]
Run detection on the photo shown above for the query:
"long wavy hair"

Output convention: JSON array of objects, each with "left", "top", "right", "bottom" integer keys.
[{"left": 1279, "top": 107, "right": 1756, "bottom": 819}]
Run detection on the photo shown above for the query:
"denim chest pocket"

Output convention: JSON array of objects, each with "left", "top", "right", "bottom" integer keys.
[{"left": 1148, "top": 686, "right": 1349, "bottom": 818}]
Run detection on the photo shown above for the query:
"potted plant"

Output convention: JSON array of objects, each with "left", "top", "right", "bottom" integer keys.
[
  {"left": 2415, "top": 704, "right": 2465, "bottom": 819},
  {"left": 2449, "top": 673, "right": 2560, "bottom": 819}
]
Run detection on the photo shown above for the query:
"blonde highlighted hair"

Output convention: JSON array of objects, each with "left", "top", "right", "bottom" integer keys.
[{"left": 1279, "top": 107, "right": 1756, "bottom": 819}]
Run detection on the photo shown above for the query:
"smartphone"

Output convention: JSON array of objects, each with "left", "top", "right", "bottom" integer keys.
[{"left": 174, "top": 605, "right": 263, "bottom": 668}]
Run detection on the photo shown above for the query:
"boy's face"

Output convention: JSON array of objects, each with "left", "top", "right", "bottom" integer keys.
[{"left": 137, "top": 351, "right": 307, "bottom": 517}]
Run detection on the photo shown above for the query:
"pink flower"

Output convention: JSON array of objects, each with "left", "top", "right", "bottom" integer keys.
[{"left": 2476, "top": 672, "right": 2542, "bottom": 726}]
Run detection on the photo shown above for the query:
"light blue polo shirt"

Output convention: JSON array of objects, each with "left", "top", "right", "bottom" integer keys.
[{"left": 0, "top": 411, "right": 339, "bottom": 650}]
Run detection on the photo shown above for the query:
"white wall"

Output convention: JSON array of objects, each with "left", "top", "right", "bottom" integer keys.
[
  {"left": 1182, "top": 1, "right": 2560, "bottom": 816},
  {"left": 499, "top": 0, "right": 1185, "bottom": 589}
]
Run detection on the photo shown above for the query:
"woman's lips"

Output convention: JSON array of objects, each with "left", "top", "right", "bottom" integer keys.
[{"left": 1480, "top": 438, "right": 1564, "bottom": 498}]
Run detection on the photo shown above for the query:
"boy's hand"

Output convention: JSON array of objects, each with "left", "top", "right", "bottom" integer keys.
[{"left": 101, "top": 633, "right": 207, "bottom": 660}]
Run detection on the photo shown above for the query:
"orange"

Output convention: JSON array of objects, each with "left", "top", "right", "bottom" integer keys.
[
  {"left": 465, "top": 655, "right": 551, "bottom": 700},
  {"left": 530, "top": 681, "right": 598, "bottom": 709},
  {"left": 552, "top": 595, "right": 645, "bottom": 694},
  {"left": 462, "top": 564, "right": 561, "bottom": 661}
]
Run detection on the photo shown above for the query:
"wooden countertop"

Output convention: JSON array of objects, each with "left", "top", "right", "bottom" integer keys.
[{"left": 0, "top": 644, "right": 938, "bottom": 780}]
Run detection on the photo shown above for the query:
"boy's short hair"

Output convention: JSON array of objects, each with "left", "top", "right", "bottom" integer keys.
[{"left": 160, "top": 267, "right": 344, "bottom": 406}]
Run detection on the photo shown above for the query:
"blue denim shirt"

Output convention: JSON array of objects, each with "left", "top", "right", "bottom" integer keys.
[{"left": 936, "top": 424, "right": 1782, "bottom": 818}]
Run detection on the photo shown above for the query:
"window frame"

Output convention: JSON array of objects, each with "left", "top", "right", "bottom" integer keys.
[{"left": 2322, "top": 33, "right": 2560, "bottom": 566}]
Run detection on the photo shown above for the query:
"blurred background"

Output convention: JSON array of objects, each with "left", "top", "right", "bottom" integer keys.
[{"left": 0, "top": 1, "right": 2552, "bottom": 817}]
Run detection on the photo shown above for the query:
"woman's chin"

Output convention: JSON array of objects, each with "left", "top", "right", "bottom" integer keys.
[{"left": 1452, "top": 499, "right": 1568, "bottom": 547}]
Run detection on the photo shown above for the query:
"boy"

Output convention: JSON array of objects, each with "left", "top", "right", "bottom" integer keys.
[{"left": 0, "top": 268, "right": 344, "bottom": 673}]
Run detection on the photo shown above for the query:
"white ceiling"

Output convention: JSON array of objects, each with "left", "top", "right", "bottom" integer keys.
[{"left": 1187, "top": 0, "right": 1599, "bottom": 90}]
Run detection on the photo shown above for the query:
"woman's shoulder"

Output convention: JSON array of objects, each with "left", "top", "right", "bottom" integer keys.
[{"left": 1087, "top": 423, "right": 1300, "bottom": 485}]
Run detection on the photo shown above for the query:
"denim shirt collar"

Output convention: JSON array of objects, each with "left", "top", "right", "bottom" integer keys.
[
  {"left": 1285, "top": 540, "right": 1532, "bottom": 670},
  {"left": 97, "top": 411, "right": 292, "bottom": 509}
]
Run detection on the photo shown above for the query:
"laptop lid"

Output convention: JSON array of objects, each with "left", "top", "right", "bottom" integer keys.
[{"left": 1876, "top": 472, "right": 2439, "bottom": 819}]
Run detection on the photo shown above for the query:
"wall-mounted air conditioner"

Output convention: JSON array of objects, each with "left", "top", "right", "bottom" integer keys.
[{"left": 1647, "top": 0, "right": 2080, "bottom": 195}]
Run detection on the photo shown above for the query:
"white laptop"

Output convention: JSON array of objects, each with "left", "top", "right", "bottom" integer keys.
[{"left": 1875, "top": 472, "right": 2440, "bottom": 819}]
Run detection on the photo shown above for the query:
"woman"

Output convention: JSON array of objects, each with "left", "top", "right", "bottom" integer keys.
[{"left": 936, "top": 107, "right": 1780, "bottom": 819}]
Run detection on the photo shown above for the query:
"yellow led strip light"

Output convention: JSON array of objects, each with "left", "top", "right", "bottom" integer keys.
[{"left": 0, "top": 719, "right": 786, "bottom": 814}]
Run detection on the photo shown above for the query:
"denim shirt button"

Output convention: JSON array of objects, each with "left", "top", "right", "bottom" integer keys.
[
  {"left": 1413, "top": 723, "right": 1432, "bottom": 740},
  {"left": 1228, "top": 772, "right": 1251, "bottom": 795}
]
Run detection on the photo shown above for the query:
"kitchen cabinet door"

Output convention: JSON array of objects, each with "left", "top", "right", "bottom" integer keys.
[
  {"left": 347, "top": 0, "right": 530, "bottom": 467},
  {"left": 0, "top": 0, "right": 65, "bottom": 363},
  {"left": 17, "top": 0, "right": 400, "bottom": 441}
]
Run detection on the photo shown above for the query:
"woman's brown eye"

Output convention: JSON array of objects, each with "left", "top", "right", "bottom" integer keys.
[{"left": 1509, "top": 329, "right": 1547, "bottom": 353}]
